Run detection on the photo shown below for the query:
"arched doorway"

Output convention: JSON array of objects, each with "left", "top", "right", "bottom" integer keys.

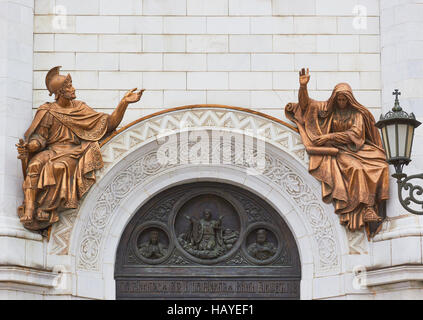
[
  {"left": 59, "top": 105, "right": 345, "bottom": 300},
  {"left": 115, "top": 181, "right": 301, "bottom": 300}
]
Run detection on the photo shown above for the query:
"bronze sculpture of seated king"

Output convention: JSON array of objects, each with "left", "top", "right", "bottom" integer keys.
[{"left": 16, "top": 66, "right": 144, "bottom": 233}]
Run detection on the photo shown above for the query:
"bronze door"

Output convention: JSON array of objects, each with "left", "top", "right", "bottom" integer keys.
[{"left": 115, "top": 182, "right": 301, "bottom": 300}]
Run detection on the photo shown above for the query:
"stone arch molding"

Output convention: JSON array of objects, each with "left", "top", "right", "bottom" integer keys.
[{"left": 49, "top": 105, "right": 346, "bottom": 286}]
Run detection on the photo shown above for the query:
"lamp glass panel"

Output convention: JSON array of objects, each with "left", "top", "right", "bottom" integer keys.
[
  {"left": 386, "top": 124, "right": 397, "bottom": 158},
  {"left": 397, "top": 124, "right": 408, "bottom": 157},
  {"left": 381, "top": 126, "right": 391, "bottom": 159},
  {"left": 406, "top": 124, "right": 415, "bottom": 158}
]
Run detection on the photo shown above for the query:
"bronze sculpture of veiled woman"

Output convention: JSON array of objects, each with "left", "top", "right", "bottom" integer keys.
[{"left": 285, "top": 68, "right": 390, "bottom": 238}]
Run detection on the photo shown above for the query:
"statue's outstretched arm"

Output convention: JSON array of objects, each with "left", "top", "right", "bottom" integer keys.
[
  {"left": 298, "top": 68, "right": 310, "bottom": 112},
  {"left": 108, "top": 88, "right": 145, "bottom": 132}
]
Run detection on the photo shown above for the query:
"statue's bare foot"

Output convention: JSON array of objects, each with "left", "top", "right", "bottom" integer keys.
[
  {"left": 37, "top": 210, "right": 50, "bottom": 222},
  {"left": 363, "top": 207, "right": 382, "bottom": 223}
]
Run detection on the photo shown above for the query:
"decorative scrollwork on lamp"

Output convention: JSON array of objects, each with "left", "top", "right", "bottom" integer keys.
[{"left": 397, "top": 174, "right": 423, "bottom": 215}]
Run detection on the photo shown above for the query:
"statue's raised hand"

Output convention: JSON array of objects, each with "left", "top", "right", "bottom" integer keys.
[
  {"left": 299, "top": 68, "right": 310, "bottom": 86},
  {"left": 123, "top": 88, "right": 145, "bottom": 104}
]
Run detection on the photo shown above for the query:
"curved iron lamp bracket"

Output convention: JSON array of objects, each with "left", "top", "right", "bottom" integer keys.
[{"left": 393, "top": 173, "right": 423, "bottom": 215}]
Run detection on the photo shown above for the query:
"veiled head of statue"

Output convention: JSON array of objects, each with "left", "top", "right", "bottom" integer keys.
[
  {"left": 336, "top": 93, "right": 348, "bottom": 109},
  {"left": 333, "top": 83, "right": 353, "bottom": 109},
  {"left": 325, "top": 82, "right": 365, "bottom": 115},
  {"left": 45, "top": 66, "right": 76, "bottom": 101}
]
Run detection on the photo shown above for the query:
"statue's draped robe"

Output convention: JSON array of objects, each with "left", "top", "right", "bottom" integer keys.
[
  {"left": 23, "top": 100, "right": 109, "bottom": 230},
  {"left": 139, "top": 241, "right": 167, "bottom": 259},
  {"left": 247, "top": 241, "right": 277, "bottom": 260},
  {"left": 285, "top": 84, "right": 390, "bottom": 237}
]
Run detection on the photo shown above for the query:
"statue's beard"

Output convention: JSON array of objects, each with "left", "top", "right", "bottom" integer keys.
[{"left": 61, "top": 91, "right": 76, "bottom": 101}]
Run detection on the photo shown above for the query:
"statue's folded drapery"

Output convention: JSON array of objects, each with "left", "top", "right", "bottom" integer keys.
[
  {"left": 22, "top": 100, "right": 108, "bottom": 230},
  {"left": 285, "top": 83, "right": 390, "bottom": 238}
]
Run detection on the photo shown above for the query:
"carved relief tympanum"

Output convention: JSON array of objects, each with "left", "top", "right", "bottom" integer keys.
[
  {"left": 174, "top": 194, "right": 241, "bottom": 262},
  {"left": 178, "top": 209, "right": 239, "bottom": 259},
  {"left": 115, "top": 182, "right": 301, "bottom": 300}
]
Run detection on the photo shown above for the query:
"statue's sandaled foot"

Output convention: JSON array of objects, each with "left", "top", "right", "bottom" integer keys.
[
  {"left": 20, "top": 212, "right": 33, "bottom": 224},
  {"left": 20, "top": 207, "right": 34, "bottom": 224},
  {"left": 20, "top": 214, "right": 33, "bottom": 223},
  {"left": 36, "top": 209, "right": 50, "bottom": 222},
  {"left": 363, "top": 206, "right": 382, "bottom": 223}
]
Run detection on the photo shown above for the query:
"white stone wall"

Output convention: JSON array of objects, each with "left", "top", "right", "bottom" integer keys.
[
  {"left": 0, "top": 0, "right": 49, "bottom": 300},
  {"left": 380, "top": 0, "right": 423, "bottom": 207},
  {"left": 5, "top": 0, "right": 423, "bottom": 300},
  {"left": 32, "top": 0, "right": 382, "bottom": 127},
  {"left": 0, "top": 0, "right": 45, "bottom": 243},
  {"left": 365, "top": 0, "right": 423, "bottom": 299},
  {"left": 0, "top": 0, "right": 33, "bottom": 236}
]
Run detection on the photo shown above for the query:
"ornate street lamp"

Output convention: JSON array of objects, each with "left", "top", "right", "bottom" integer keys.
[{"left": 376, "top": 90, "right": 422, "bottom": 214}]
